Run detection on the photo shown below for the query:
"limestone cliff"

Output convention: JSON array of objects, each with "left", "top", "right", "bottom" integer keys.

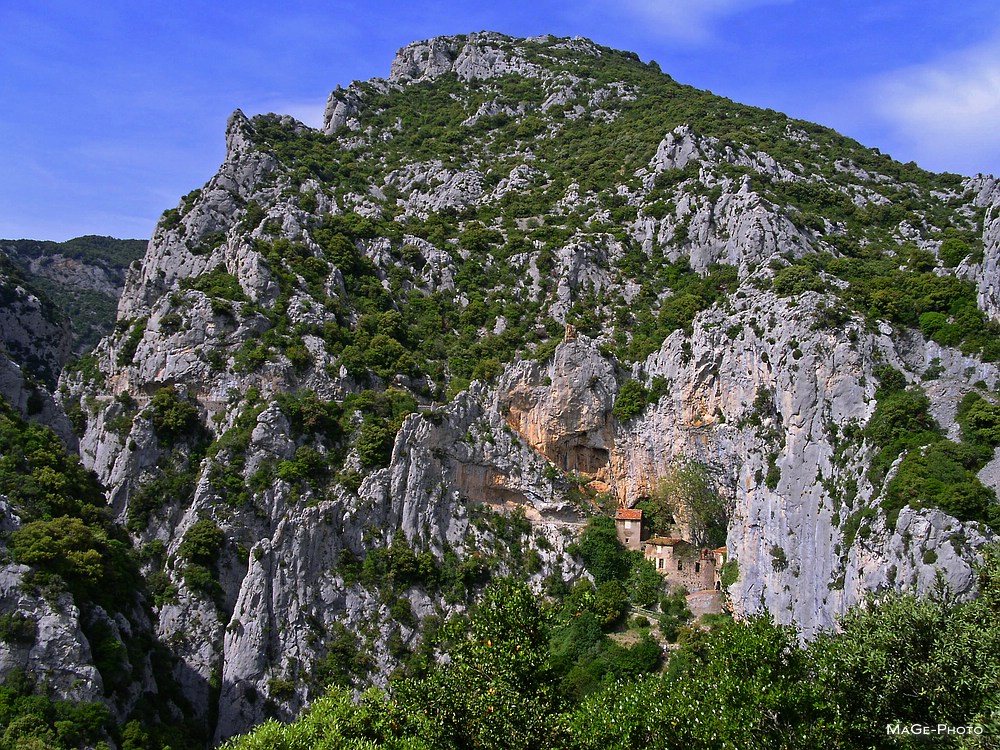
[{"left": 0, "top": 252, "right": 72, "bottom": 388}]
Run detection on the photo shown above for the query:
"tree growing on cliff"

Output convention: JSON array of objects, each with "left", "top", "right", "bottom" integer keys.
[{"left": 647, "top": 459, "right": 727, "bottom": 547}]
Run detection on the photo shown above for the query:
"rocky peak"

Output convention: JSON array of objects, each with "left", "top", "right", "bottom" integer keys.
[
  {"left": 225, "top": 108, "right": 256, "bottom": 158},
  {"left": 388, "top": 31, "right": 538, "bottom": 84}
]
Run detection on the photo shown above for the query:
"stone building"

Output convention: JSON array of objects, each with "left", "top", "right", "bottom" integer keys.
[
  {"left": 644, "top": 537, "right": 717, "bottom": 591},
  {"left": 711, "top": 546, "right": 728, "bottom": 589},
  {"left": 614, "top": 506, "right": 729, "bottom": 596},
  {"left": 614, "top": 507, "right": 643, "bottom": 551}
]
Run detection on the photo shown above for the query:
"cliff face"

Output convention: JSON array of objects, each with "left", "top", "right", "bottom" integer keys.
[
  {"left": 16, "top": 31, "right": 997, "bottom": 739},
  {"left": 0, "top": 252, "right": 77, "bottom": 445}
]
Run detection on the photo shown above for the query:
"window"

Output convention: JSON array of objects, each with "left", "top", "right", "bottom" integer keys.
[
  {"left": 677, "top": 560, "right": 683, "bottom": 571},
  {"left": 657, "top": 558, "right": 663, "bottom": 570},
  {"left": 695, "top": 562, "right": 701, "bottom": 573}
]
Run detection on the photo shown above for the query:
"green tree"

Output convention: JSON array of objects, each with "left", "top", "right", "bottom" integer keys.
[
  {"left": 612, "top": 380, "right": 648, "bottom": 423},
  {"left": 864, "top": 387, "right": 941, "bottom": 484},
  {"left": 592, "top": 580, "right": 628, "bottom": 628},
  {"left": 773, "top": 264, "right": 823, "bottom": 296},
  {"left": 576, "top": 517, "right": 629, "bottom": 584},
  {"left": 567, "top": 616, "right": 821, "bottom": 749},
  {"left": 939, "top": 236, "right": 971, "bottom": 267},
  {"left": 356, "top": 418, "right": 394, "bottom": 468},
  {"left": 648, "top": 459, "right": 727, "bottom": 547},
  {"left": 149, "top": 385, "right": 201, "bottom": 446},
  {"left": 177, "top": 519, "right": 225, "bottom": 566},
  {"left": 658, "top": 587, "right": 692, "bottom": 642},
  {"left": 958, "top": 392, "right": 1000, "bottom": 447},
  {"left": 0, "top": 398, "right": 106, "bottom": 521},
  {"left": 808, "top": 545, "right": 1000, "bottom": 748},
  {"left": 9, "top": 517, "right": 106, "bottom": 592},
  {"left": 394, "top": 578, "right": 565, "bottom": 750},
  {"left": 624, "top": 554, "right": 662, "bottom": 607}
]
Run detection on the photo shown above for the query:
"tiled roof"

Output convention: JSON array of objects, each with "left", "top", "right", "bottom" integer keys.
[
  {"left": 614, "top": 508, "right": 643, "bottom": 521},
  {"left": 645, "top": 537, "right": 687, "bottom": 547},
  {"left": 713, "top": 546, "right": 729, "bottom": 554}
]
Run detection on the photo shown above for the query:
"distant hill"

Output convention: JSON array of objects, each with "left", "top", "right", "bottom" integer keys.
[{"left": 0, "top": 235, "right": 146, "bottom": 378}]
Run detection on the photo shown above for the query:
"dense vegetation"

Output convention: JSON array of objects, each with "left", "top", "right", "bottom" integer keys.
[
  {"left": 863, "top": 366, "right": 1000, "bottom": 531},
  {"left": 637, "top": 460, "right": 728, "bottom": 546},
  {"left": 189, "top": 32, "right": 978, "bottom": 402},
  {"left": 771, "top": 244, "right": 999, "bottom": 362},
  {"left": 223, "top": 544, "right": 1000, "bottom": 750},
  {"left": 9, "top": 32, "right": 1000, "bottom": 750},
  {"left": 107, "top": 33, "right": 997, "bottom": 536},
  {"left": 0, "top": 397, "right": 208, "bottom": 749},
  {"left": 209, "top": 37, "right": 999, "bottom": 744}
]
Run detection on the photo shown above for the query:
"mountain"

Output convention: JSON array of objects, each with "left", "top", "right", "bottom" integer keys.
[{"left": 1, "top": 31, "right": 998, "bottom": 747}]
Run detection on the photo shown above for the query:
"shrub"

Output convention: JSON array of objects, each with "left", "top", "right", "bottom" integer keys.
[
  {"left": 865, "top": 387, "right": 941, "bottom": 485},
  {"left": 0, "top": 613, "right": 37, "bottom": 645},
  {"left": 177, "top": 519, "right": 225, "bottom": 566},
  {"left": 770, "top": 544, "right": 788, "bottom": 572},
  {"left": 233, "top": 342, "right": 270, "bottom": 373},
  {"left": 957, "top": 392, "right": 1000, "bottom": 447},
  {"left": 576, "top": 517, "right": 629, "bottom": 584},
  {"left": 183, "top": 563, "right": 223, "bottom": 603},
  {"left": 356, "top": 418, "right": 394, "bottom": 468},
  {"left": 939, "top": 236, "right": 971, "bottom": 267},
  {"left": 886, "top": 441, "right": 998, "bottom": 530},
  {"left": 0, "top": 400, "right": 105, "bottom": 521},
  {"left": 180, "top": 267, "right": 247, "bottom": 301},
  {"left": 613, "top": 380, "right": 648, "bottom": 423},
  {"left": 149, "top": 386, "right": 201, "bottom": 446},
  {"left": 773, "top": 264, "right": 823, "bottom": 296},
  {"left": 116, "top": 318, "right": 147, "bottom": 366},
  {"left": 658, "top": 587, "right": 693, "bottom": 641},
  {"left": 9, "top": 516, "right": 106, "bottom": 592},
  {"left": 720, "top": 559, "right": 739, "bottom": 588}
]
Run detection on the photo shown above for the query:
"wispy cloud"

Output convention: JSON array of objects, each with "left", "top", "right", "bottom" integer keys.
[
  {"left": 604, "top": 0, "right": 792, "bottom": 43},
  {"left": 871, "top": 36, "right": 1000, "bottom": 175}
]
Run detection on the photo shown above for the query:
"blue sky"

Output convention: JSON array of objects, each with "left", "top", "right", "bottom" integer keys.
[{"left": 3, "top": 0, "right": 1000, "bottom": 241}]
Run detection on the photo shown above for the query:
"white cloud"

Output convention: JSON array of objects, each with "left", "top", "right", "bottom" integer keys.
[
  {"left": 871, "top": 37, "right": 1000, "bottom": 175},
  {"left": 610, "top": 0, "right": 791, "bottom": 43}
]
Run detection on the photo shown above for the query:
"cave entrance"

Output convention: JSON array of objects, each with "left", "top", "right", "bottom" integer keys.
[{"left": 560, "top": 443, "right": 609, "bottom": 476}]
